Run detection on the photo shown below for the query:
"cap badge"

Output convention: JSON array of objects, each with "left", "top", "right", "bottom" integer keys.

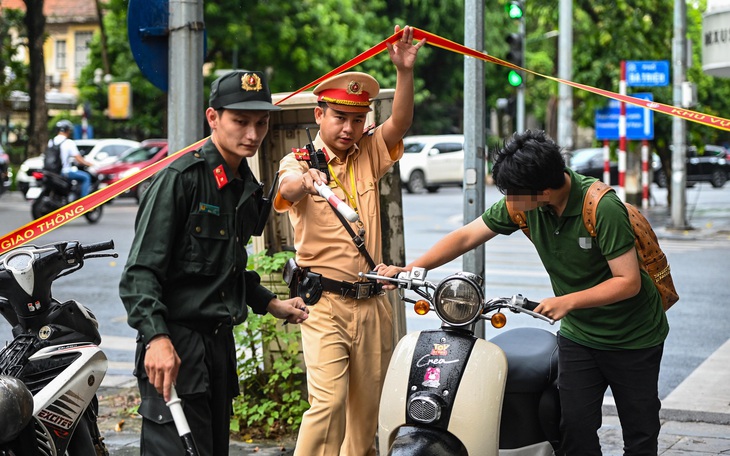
[
  {"left": 241, "top": 73, "right": 263, "bottom": 92},
  {"left": 347, "top": 80, "right": 363, "bottom": 95}
]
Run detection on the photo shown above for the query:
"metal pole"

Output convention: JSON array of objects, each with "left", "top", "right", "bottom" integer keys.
[
  {"left": 557, "top": 0, "right": 573, "bottom": 150},
  {"left": 670, "top": 0, "right": 690, "bottom": 230},
  {"left": 168, "top": 0, "right": 204, "bottom": 153},
  {"left": 641, "top": 140, "right": 650, "bottom": 209},
  {"left": 618, "top": 61, "right": 627, "bottom": 202},
  {"left": 602, "top": 139, "right": 611, "bottom": 185},
  {"left": 464, "top": 0, "right": 486, "bottom": 338},
  {"left": 516, "top": 16, "right": 525, "bottom": 133}
]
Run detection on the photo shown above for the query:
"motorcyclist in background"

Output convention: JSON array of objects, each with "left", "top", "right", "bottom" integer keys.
[{"left": 52, "top": 119, "right": 95, "bottom": 197}]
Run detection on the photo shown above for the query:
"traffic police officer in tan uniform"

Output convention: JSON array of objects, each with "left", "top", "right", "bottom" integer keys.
[
  {"left": 275, "top": 25, "right": 424, "bottom": 456},
  {"left": 120, "top": 70, "right": 308, "bottom": 456}
]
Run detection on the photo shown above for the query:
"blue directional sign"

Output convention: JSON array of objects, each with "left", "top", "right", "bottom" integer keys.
[
  {"left": 128, "top": 0, "right": 206, "bottom": 92},
  {"left": 595, "top": 92, "right": 654, "bottom": 140},
  {"left": 625, "top": 60, "right": 669, "bottom": 87}
]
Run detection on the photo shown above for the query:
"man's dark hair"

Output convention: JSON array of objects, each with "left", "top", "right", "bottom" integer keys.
[{"left": 490, "top": 130, "right": 566, "bottom": 195}]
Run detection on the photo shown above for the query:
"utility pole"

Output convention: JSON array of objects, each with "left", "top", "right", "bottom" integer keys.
[
  {"left": 557, "top": 0, "right": 573, "bottom": 151},
  {"left": 464, "top": 0, "right": 486, "bottom": 338},
  {"left": 516, "top": 15, "right": 526, "bottom": 133},
  {"left": 168, "top": 0, "right": 204, "bottom": 153},
  {"left": 670, "top": 0, "right": 690, "bottom": 230},
  {"left": 505, "top": 1, "right": 526, "bottom": 133}
]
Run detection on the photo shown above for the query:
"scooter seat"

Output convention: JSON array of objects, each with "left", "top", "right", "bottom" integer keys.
[{"left": 490, "top": 327, "right": 558, "bottom": 393}]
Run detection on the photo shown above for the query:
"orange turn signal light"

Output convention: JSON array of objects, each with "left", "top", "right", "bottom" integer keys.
[
  {"left": 491, "top": 312, "right": 507, "bottom": 328},
  {"left": 414, "top": 300, "right": 430, "bottom": 315}
]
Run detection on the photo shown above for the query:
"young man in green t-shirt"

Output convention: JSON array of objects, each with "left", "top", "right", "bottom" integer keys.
[{"left": 377, "top": 129, "right": 669, "bottom": 455}]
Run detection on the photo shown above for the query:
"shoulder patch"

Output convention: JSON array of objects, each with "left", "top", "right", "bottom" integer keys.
[
  {"left": 292, "top": 147, "right": 311, "bottom": 161},
  {"left": 169, "top": 148, "right": 205, "bottom": 172}
]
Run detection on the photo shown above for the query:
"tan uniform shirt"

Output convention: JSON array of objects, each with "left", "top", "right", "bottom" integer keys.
[{"left": 275, "top": 127, "right": 403, "bottom": 282}]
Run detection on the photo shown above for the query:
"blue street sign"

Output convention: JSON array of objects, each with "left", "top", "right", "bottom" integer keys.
[
  {"left": 625, "top": 60, "right": 670, "bottom": 87},
  {"left": 127, "top": 0, "right": 206, "bottom": 92},
  {"left": 595, "top": 93, "right": 654, "bottom": 140}
]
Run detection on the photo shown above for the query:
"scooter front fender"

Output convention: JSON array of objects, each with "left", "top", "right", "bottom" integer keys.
[
  {"left": 379, "top": 331, "right": 507, "bottom": 456},
  {"left": 386, "top": 425, "right": 468, "bottom": 456}
]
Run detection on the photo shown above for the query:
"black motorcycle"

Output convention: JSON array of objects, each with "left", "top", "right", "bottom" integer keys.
[
  {"left": 0, "top": 240, "right": 117, "bottom": 455},
  {"left": 27, "top": 167, "right": 103, "bottom": 223}
]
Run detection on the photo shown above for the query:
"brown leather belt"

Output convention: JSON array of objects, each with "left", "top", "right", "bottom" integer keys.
[{"left": 319, "top": 276, "right": 382, "bottom": 300}]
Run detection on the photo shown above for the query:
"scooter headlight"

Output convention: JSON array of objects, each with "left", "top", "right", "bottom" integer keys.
[{"left": 433, "top": 273, "right": 484, "bottom": 326}]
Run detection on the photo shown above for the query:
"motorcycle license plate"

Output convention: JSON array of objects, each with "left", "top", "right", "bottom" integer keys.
[{"left": 26, "top": 187, "right": 42, "bottom": 200}]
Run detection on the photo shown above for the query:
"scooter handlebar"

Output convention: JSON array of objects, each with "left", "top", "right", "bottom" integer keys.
[{"left": 78, "top": 240, "right": 115, "bottom": 255}]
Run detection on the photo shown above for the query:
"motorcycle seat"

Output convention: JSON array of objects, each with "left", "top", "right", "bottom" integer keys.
[
  {"left": 490, "top": 327, "right": 558, "bottom": 394},
  {"left": 42, "top": 172, "right": 73, "bottom": 193}
]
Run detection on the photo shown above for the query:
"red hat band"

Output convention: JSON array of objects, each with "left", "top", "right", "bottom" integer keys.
[{"left": 317, "top": 88, "right": 371, "bottom": 107}]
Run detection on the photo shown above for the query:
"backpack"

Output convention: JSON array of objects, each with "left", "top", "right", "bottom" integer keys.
[
  {"left": 43, "top": 138, "right": 66, "bottom": 174},
  {"left": 506, "top": 180, "right": 679, "bottom": 311}
]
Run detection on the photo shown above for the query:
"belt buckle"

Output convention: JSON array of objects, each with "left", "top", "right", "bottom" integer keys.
[{"left": 354, "top": 282, "right": 373, "bottom": 300}]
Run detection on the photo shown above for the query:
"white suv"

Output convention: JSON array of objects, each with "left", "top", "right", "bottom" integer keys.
[
  {"left": 16, "top": 138, "right": 139, "bottom": 195},
  {"left": 399, "top": 135, "right": 466, "bottom": 193}
]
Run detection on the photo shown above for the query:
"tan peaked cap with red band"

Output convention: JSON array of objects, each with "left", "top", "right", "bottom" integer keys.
[{"left": 313, "top": 71, "right": 380, "bottom": 113}]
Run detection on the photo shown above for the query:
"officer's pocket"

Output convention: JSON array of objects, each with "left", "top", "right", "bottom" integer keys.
[
  {"left": 185, "top": 212, "right": 232, "bottom": 275},
  {"left": 312, "top": 194, "right": 341, "bottom": 227},
  {"left": 356, "top": 181, "right": 377, "bottom": 217},
  {"left": 138, "top": 393, "right": 174, "bottom": 425}
]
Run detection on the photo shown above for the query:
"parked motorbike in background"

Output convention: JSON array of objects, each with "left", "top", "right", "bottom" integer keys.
[
  {"left": 0, "top": 240, "right": 117, "bottom": 455},
  {"left": 362, "top": 268, "right": 562, "bottom": 456},
  {"left": 27, "top": 166, "right": 103, "bottom": 224}
]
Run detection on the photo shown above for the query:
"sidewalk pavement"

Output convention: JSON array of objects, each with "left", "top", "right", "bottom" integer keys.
[{"left": 99, "top": 197, "right": 730, "bottom": 455}]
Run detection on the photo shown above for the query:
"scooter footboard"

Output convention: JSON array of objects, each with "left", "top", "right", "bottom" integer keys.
[{"left": 386, "top": 425, "right": 468, "bottom": 456}]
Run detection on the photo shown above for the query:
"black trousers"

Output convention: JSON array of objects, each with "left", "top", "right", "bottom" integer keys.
[
  {"left": 136, "top": 323, "right": 238, "bottom": 456},
  {"left": 557, "top": 334, "right": 663, "bottom": 456}
]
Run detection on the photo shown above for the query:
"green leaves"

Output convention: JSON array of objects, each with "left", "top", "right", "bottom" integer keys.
[{"left": 232, "top": 250, "right": 308, "bottom": 438}]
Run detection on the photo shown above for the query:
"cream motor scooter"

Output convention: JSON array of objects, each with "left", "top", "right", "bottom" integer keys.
[{"left": 362, "top": 268, "right": 562, "bottom": 456}]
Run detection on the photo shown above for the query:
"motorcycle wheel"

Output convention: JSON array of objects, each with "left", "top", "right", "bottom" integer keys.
[
  {"left": 31, "top": 197, "right": 54, "bottom": 220},
  {"left": 84, "top": 206, "right": 103, "bottom": 224}
]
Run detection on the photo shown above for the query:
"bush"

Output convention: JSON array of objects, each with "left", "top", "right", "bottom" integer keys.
[{"left": 230, "top": 250, "right": 309, "bottom": 438}]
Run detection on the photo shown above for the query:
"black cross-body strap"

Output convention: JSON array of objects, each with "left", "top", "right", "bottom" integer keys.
[{"left": 326, "top": 200, "right": 377, "bottom": 270}]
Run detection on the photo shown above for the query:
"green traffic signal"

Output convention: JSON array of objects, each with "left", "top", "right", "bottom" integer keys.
[
  {"left": 508, "top": 70, "right": 523, "bottom": 87},
  {"left": 507, "top": 1, "right": 524, "bottom": 19}
]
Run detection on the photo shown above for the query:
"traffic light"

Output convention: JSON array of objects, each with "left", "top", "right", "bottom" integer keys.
[
  {"left": 506, "top": 0, "right": 524, "bottom": 19},
  {"left": 505, "top": 32, "right": 524, "bottom": 87}
]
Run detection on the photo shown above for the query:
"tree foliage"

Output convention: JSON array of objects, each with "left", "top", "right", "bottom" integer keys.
[
  {"left": 5, "top": 0, "right": 730, "bottom": 147},
  {"left": 76, "top": 0, "right": 167, "bottom": 140}
]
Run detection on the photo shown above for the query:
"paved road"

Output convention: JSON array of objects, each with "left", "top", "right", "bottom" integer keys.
[
  {"left": 2, "top": 182, "right": 730, "bottom": 454},
  {"left": 2, "top": 184, "right": 730, "bottom": 398}
]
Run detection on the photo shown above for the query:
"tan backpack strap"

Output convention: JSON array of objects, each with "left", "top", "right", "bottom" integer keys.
[
  {"left": 582, "top": 181, "right": 614, "bottom": 237},
  {"left": 505, "top": 200, "right": 531, "bottom": 240}
]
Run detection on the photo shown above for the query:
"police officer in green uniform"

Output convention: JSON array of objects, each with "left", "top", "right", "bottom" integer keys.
[{"left": 119, "top": 70, "right": 309, "bottom": 456}]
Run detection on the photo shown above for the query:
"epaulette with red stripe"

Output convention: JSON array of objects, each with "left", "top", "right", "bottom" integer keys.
[{"left": 292, "top": 147, "right": 311, "bottom": 161}]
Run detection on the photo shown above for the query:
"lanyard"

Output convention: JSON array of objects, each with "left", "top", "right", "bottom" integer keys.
[{"left": 327, "top": 159, "right": 358, "bottom": 214}]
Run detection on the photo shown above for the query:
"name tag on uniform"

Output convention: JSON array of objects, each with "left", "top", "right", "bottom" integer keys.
[{"left": 199, "top": 202, "right": 220, "bottom": 216}]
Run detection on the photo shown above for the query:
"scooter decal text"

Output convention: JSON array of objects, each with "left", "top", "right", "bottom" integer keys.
[
  {"left": 416, "top": 353, "right": 459, "bottom": 368},
  {"left": 422, "top": 367, "right": 441, "bottom": 388},
  {"left": 38, "top": 390, "right": 85, "bottom": 431},
  {"left": 431, "top": 343, "right": 449, "bottom": 356},
  {"left": 38, "top": 409, "right": 74, "bottom": 430}
]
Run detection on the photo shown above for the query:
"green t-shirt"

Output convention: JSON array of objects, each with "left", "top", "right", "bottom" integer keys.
[{"left": 482, "top": 169, "right": 668, "bottom": 350}]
